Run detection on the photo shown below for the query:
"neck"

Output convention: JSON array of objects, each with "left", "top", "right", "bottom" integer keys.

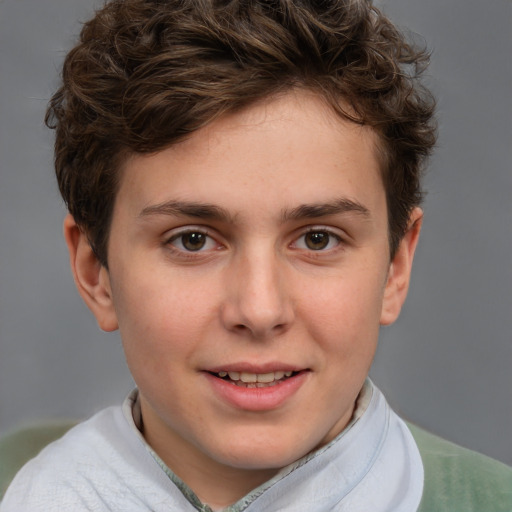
[
  {"left": 188, "top": 463, "right": 278, "bottom": 510},
  {"left": 140, "top": 403, "right": 280, "bottom": 509}
]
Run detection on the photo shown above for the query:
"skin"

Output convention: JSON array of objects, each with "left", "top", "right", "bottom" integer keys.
[{"left": 65, "top": 91, "right": 422, "bottom": 510}]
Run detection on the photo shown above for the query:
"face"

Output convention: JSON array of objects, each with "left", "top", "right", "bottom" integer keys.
[{"left": 67, "top": 90, "right": 420, "bottom": 502}]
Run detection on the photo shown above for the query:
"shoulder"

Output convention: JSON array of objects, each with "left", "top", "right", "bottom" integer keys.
[
  {"left": 0, "top": 404, "right": 188, "bottom": 512},
  {"left": 407, "top": 423, "right": 512, "bottom": 512},
  {"left": 0, "top": 420, "right": 76, "bottom": 499},
  {"left": 0, "top": 406, "right": 145, "bottom": 511}
]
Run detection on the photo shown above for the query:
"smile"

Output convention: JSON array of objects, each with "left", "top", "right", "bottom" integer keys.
[
  {"left": 205, "top": 367, "right": 309, "bottom": 410},
  {"left": 212, "top": 370, "right": 295, "bottom": 388}
]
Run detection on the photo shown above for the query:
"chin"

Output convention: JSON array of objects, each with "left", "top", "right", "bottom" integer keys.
[{"left": 211, "top": 436, "right": 312, "bottom": 471}]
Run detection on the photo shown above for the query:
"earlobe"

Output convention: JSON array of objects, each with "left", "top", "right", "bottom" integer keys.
[
  {"left": 63, "top": 214, "right": 119, "bottom": 332},
  {"left": 380, "top": 208, "right": 423, "bottom": 326}
]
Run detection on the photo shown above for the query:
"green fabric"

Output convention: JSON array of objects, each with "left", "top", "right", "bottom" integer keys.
[
  {"left": 0, "top": 421, "right": 76, "bottom": 500},
  {"left": 409, "top": 423, "right": 512, "bottom": 512}
]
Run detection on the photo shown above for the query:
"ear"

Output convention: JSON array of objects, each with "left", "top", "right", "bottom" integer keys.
[
  {"left": 63, "top": 214, "right": 119, "bottom": 332},
  {"left": 380, "top": 207, "right": 423, "bottom": 326}
]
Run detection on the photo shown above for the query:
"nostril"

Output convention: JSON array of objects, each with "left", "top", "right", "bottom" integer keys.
[
  {"left": 220, "top": 298, "right": 294, "bottom": 338},
  {"left": 231, "top": 321, "right": 287, "bottom": 338}
]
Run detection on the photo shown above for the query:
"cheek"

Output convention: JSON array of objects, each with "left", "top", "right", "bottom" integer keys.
[
  {"left": 111, "top": 270, "right": 216, "bottom": 362},
  {"left": 299, "top": 272, "right": 385, "bottom": 353}
]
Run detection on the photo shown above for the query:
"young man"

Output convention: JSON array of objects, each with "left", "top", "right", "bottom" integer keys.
[{"left": 1, "top": 0, "right": 511, "bottom": 510}]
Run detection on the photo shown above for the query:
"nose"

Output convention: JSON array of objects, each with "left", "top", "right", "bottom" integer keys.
[{"left": 220, "top": 249, "right": 294, "bottom": 339}]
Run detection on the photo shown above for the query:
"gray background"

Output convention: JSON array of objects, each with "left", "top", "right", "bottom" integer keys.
[{"left": 1, "top": 0, "right": 511, "bottom": 465}]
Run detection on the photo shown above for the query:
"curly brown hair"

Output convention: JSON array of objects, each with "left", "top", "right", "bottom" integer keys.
[{"left": 46, "top": 0, "right": 436, "bottom": 267}]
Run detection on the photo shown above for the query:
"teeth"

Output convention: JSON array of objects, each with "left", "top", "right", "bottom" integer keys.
[
  {"left": 218, "top": 370, "right": 295, "bottom": 383},
  {"left": 240, "top": 372, "right": 257, "bottom": 383},
  {"left": 256, "top": 372, "right": 275, "bottom": 383}
]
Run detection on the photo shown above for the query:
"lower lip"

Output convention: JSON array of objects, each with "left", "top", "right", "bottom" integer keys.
[{"left": 204, "top": 371, "right": 309, "bottom": 411}]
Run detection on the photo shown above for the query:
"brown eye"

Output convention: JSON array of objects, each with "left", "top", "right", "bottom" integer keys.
[
  {"left": 304, "top": 231, "right": 330, "bottom": 250},
  {"left": 168, "top": 231, "right": 217, "bottom": 252},
  {"left": 167, "top": 229, "right": 221, "bottom": 256},
  {"left": 181, "top": 232, "right": 207, "bottom": 251},
  {"left": 293, "top": 229, "right": 341, "bottom": 252}
]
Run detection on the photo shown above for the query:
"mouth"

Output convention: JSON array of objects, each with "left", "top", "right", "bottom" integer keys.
[
  {"left": 208, "top": 370, "right": 299, "bottom": 388},
  {"left": 205, "top": 366, "right": 309, "bottom": 410}
]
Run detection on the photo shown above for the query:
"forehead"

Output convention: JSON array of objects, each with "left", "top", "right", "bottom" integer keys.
[{"left": 115, "top": 91, "right": 386, "bottom": 221}]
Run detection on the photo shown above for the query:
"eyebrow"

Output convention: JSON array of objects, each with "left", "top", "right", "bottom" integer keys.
[
  {"left": 282, "top": 198, "right": 371, "bottom": 221},
  {"left": 139, "top": 200, "right": 234, "bottom": 222},
  {"left": 138, "top": 197, "right": 370, "bottom": 223}
]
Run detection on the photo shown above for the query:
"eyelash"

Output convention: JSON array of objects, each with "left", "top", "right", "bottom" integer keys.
[
  {"left": 291, "top": 228, "right": 343, "bottom": 253},
  {"left": 165, "top": 228, "right": 221, "bottom": 258},
  {"left": 164, "top": 226, "right": 345, "bottom": 257}
]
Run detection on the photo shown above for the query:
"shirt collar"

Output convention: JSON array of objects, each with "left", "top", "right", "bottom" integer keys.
[{"left": 122, "top": 379, "right": 423, "bottom": 512}]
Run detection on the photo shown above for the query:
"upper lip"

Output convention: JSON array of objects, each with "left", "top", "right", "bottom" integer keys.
[{"left": 205, "top": 363, "right": 306, "bottom": 374}]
